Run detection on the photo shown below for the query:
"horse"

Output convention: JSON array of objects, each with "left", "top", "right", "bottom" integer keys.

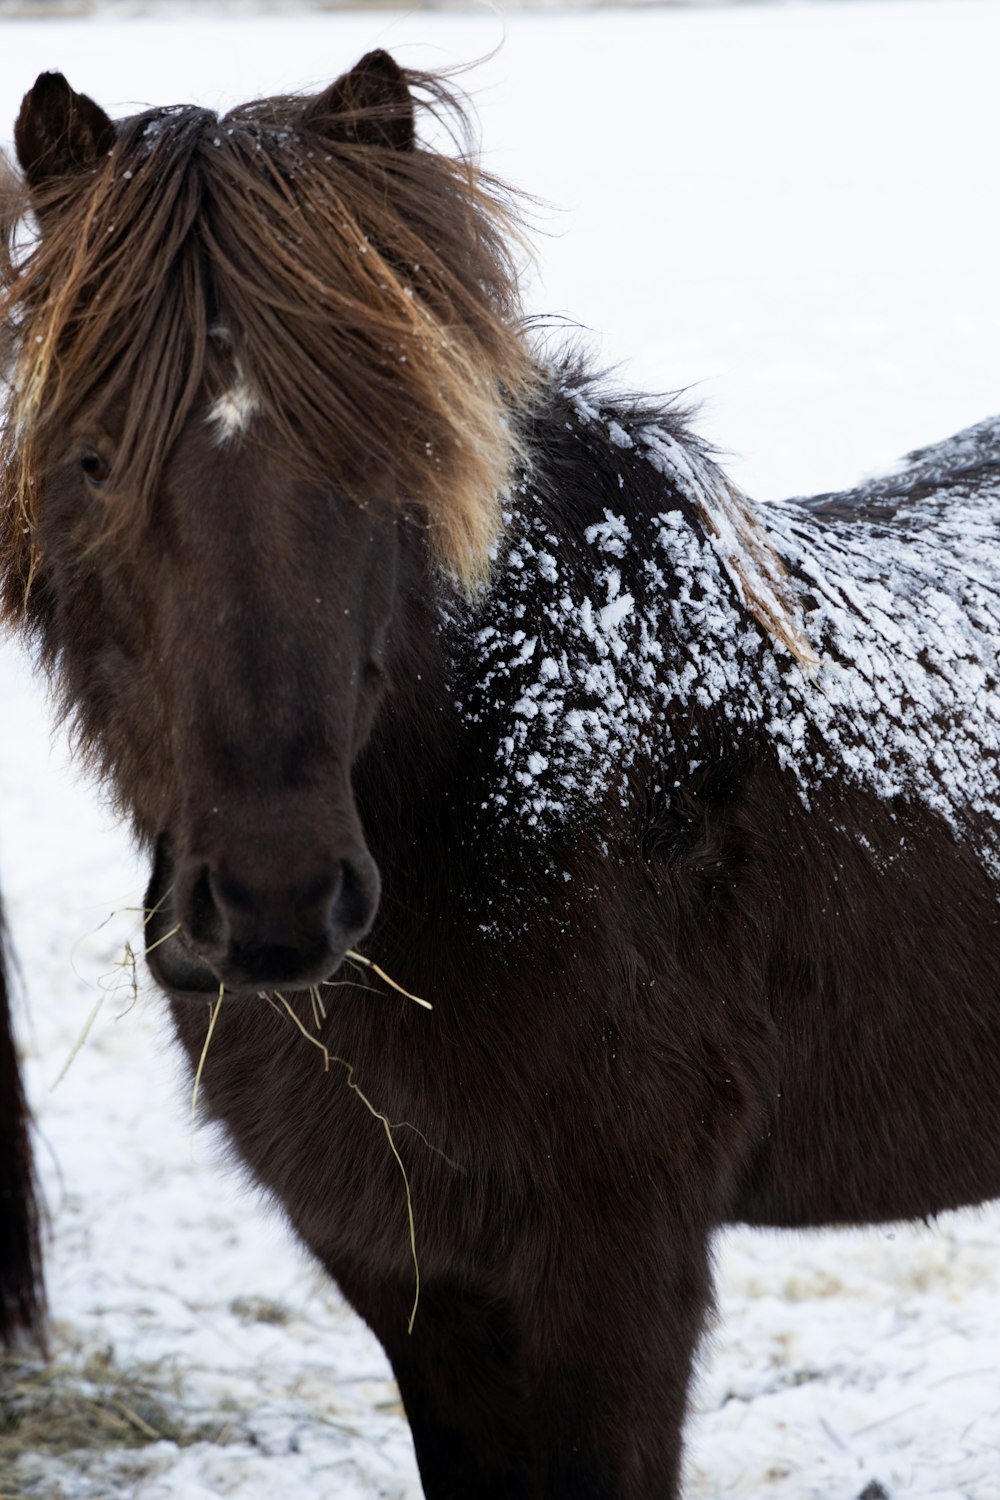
[
  {"left": 0, "top": 897, "right": 45, "bottom": 1348},
  {"left": 2, "top": 53, "right": 998, "bottom": 1499}
]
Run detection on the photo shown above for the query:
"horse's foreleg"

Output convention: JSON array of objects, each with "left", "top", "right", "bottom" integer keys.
[
  {"left": 336, "top": 1266, "right": 535, "bottom": 1499},
  {"left": 336, "top": 1215, "right": 711, "bottom": 1500},
  {"left": 521, "top": 1217, "right": 712, "bottom": 1500}
]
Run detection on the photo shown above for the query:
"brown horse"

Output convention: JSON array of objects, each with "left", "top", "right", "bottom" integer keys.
[
  {"left": 2, "top": 54, "right": 999, "bottom": 1498},
  {"left": 0, "top": 900, "right": 45, "bottom": 1348}
]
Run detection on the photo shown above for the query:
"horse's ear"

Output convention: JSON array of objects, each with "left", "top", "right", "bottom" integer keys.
[
  {"left": 303, "top": 50, "right": 415, "bottom": 152},
  {"left": 15, "top": 72, "right": 115, "bottom": 191}
]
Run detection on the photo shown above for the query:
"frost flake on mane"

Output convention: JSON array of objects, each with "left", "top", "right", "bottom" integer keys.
[{"left": 207, "top": 377, "right": 259, "bottom": 443}]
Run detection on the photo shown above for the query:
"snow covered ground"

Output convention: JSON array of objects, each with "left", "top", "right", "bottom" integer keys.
[{"left": 1, "top": 3, "right": 999, "bottom": 1496}]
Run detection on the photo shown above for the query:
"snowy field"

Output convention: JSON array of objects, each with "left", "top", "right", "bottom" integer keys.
[{"left": 1, "top": 2, "right": 999, "bottom": 1496}]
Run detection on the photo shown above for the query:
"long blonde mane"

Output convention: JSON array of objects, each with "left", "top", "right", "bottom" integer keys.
[{"left": 0, "top": 70, "right": 539, "bottom": 620}]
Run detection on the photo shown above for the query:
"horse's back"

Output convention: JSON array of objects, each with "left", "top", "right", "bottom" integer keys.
[
  {"left": 498, "top": 393, "right": 1000, "bottom": 1228},
  {"left": 797, "top": 414, "right": 1000, "bottom": 522},
  {"left": 727, "top": 415, "right": 1000, "bottom": 1229}
]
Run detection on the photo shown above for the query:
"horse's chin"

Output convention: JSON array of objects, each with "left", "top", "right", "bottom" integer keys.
[
  {"left": 147, "top": 924, "right": 223, "bottom": 998},
  {"left": 147, "top": 926, "right": 348, "bottom": 999}
]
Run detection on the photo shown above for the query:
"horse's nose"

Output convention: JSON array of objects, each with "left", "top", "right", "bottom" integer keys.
[{"left": 173, "top": 847, "right": 381, "bottom": 991}]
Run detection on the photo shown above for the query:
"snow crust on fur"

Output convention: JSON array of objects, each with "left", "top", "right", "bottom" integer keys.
[{"left": 452, "top": 398, "right": 1000, "bottom": 871}]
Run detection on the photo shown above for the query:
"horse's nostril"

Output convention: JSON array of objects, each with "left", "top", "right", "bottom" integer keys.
[
  {"left": 330, "top": 856, "right": 379, "bottom": 945},
  {"left": 299, "top": 865, "right": 342, "bottom": 913},
  {"left": 186, "top": 864, "right": 227, "bottom": 949}
]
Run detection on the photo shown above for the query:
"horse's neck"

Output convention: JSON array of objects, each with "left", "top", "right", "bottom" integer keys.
[
  {"left": 356, "top": 387, "right": 796, "bottom": 851},
  {"left": 358, "top": 388, "right": 1000, "bottom": 892},
  {"left": 413, "top": 403, "right": 776, "bottom": 845}
]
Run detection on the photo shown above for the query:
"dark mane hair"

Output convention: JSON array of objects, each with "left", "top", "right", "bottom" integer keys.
[{"left": 0, "top": 67, "right": 538, "bottom": 620}]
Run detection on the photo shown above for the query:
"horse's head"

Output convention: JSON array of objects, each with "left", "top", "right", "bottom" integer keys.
[
  {"left": 82, "top": 413, "right": 400, "bottom": 999},
  {"left": 1, "top": 56, "right": 535, "bottom": 997}
]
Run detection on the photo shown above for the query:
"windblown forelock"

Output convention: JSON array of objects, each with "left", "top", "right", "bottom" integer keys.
[
  {"left": 0, "top": 106, "right": 211, "bottom": 617},
  {"left": 0, "top": 70, "right": 539, "bottom": 628}
]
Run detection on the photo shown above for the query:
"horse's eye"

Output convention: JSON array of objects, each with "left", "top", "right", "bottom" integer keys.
[{"left": 81, "top": 451, "right": 111, "bottom": 487}]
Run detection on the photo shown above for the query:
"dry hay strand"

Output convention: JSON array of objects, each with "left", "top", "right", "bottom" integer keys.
[
  {"left": 0, "top": 1346, "right": 226, "bottom": 1463},
  {"left": 50, "top": 892, "right": 176, "bottom": 1088},
  {"left": 308, "top": 983, "right": 326, "bottom": 1029},
  {"left": 344, "top": 949, "right": 432, "bottom": 1009},
  {"left": 141, "top": 922, "right": 181, "bottom": 960},
  {"left": 49, "top": 994, "right": 105, "bottom": 1093},
  {"left": 273, "top": 989, "right": 420, "bottom": 1332},
  {"left": 190, "top": 985, "right": 224, "bottom": 1128},
  {"left": 113, "top": 940, "right": 140, "bottom": 1019},
  {"left": 268, "top": 989, "right": 456, "bottom": 1335}
]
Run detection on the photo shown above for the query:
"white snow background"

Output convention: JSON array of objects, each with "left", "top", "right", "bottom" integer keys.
[{"left": 1, "top": 2, "right": 999, "bottom": 1496}]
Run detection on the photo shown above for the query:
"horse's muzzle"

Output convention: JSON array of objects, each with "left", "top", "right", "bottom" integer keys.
[{"left": 143, "top": 836, "right": 381, "bottom": 997}]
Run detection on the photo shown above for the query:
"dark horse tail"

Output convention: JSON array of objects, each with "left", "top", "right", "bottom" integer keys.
[{"left": 0, "top": 900, "right": 45, "bottom": 1346}]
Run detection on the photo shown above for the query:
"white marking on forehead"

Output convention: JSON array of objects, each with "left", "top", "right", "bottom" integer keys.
[{"left": 207, "top": 376, "right": 259, "bottom": 443}]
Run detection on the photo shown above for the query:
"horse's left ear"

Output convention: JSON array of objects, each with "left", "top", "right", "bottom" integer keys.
[
  {"left": 15, "top": 72, "right": 116, "bottom": 191},
  {"left": 303, "top": 50, "right": 415, "bottom": 152}
]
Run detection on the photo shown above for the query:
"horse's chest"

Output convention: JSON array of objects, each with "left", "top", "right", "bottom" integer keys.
[{"left": 170, "top": 995, "right": 492, "bottom": 1273}]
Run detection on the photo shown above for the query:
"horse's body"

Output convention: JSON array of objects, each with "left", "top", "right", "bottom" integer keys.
[
  {"left": 0, "top": 901, "right": 45, "bottom": 1347},
  {"left": 2, "top": 56, "right": 998, "bottom": 1499}
]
